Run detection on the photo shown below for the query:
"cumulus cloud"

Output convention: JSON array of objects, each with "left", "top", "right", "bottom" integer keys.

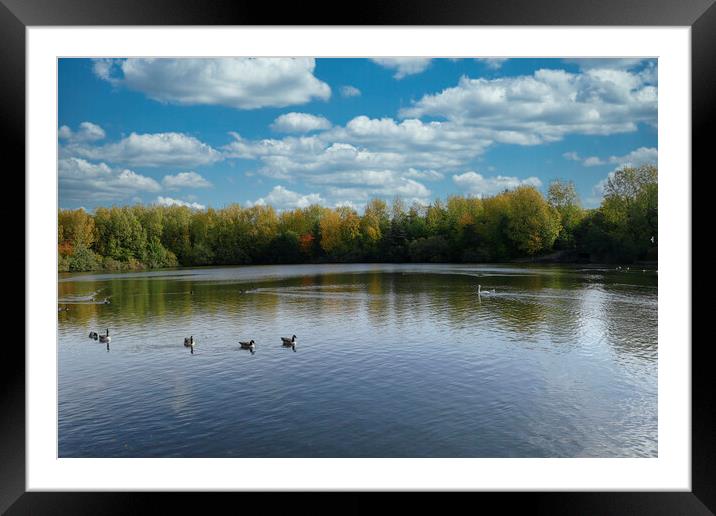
[
  {"left": 609, "top": 146, "right": 658, "bottom": 167},
  {"left": 371, "top": 58, "right": 432, "bottom": 79},
  {"left": 92, "top": 58, "right": 331, "bottom": 109},
  {"left": 248, "top": 185, "right": 324, "bottom": 209},
  {"left": 564, "top": 58, "right": 649, "bottom": 71},
  {"left": 58, "top": 157, "right": 161, "bottom": 202},
  {"left": 453, "top": 171, "right": 542, "bottom": 197},
  {"left": 563, "top": 146, "right": 657, "bottom": 168},
  {"left": 477, "top": 58, "right": 508, "bottom": 70},
  {"left": 340, "top": 85, "right": 361, "bottom": 97},
  {"left": 583, "top": 156, "right": 606, "bottom": 167},
  {"left": 401, "top": 67, "right": 657, "bottom": 143},
  {"left": 58, "top": 122, "right": 106, "bottom": 142},
  {"left": 65, "top": 132, "right": 222, "bottom": 168},
  {"left": 155, "top": 196, "right": 206, "bottom": 210},
  {"left": 162, "top": 171, "right": 212, "bottom": 189},
  {"left": 583, "top": 147, "right": 658, "bottom": 207},
  {"left": 271, "top": 112, "right": 332, "bottom": 133}
]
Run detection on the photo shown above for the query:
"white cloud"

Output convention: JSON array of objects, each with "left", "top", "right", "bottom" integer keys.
[
  {"left": 92, "top": 59, "right": 116, "bottom": 81},
  {"left": 563, "top": 146, "right": 657, "bottom": 168},
  {"left": 65, "top": 132, "right": 222, "bottom": 168},
  {"left": 58, "top": 157, "right": 161, "bottom": 202},
  {"left": 453, "top": 171, "right": 542, "bottom": 197},
  {"left": 334, "top": 200, "right": 361, "bottom": 211},
  {"left": 477, "top": 58, "right": 508, "bottom": 70},
  {"left": 58, "top": 122, "right": 106, "bottom": 142},
  {"left": 584, "top": 147, "right": 658, "bottom": 207},
  {"left": 371, "top": 58, "right": 432, "bottom": 79},
  {"left": 564, "top": 58, "right": 648, "bottom": 71},
  {"left": 93, "top": 58, "right": 331, "bottom": 109},
  {"left": 609, "top": 146, "right": 658, "bottom": 167},
  {"left": 340, "top": 85, "right": 361, "bottom": 97},
  {"left": 155, "top": 196, "right": 206, "bottom": 210},
  {"left": 404, "top": 168, "right": 444, "bottom": 181},
  {"left": 583, "top": 156, "right": 606, "bottom": 167},
  {"left": 162, "top": 171, "right": 212, "bottom": 189},
  {"left": 401, "top": 68, "right": 657, "bottom": 143},
  {"left": 248, "top": 185, "right": 324, "bottom": 209},
  {"left": 271, "top": 112, "right": 332, "bottom": 133}
]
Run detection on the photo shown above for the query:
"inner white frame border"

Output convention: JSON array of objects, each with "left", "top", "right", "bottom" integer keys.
[{"left": 27, "top": 26, "right": 690, "bottom": 491}]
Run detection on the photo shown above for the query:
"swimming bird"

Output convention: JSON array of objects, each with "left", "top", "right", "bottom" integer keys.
[
  {"left": 239, "top": 339, "right": 255, "bottom": 349},
  {"left": 88, "top": 331, "right": 98, "bottom": 340},
  {"left": 477, "top": 284, "right": 495, "bottom": 295},
  {"left": 184, "top": 336, "right": 195, "bottom": 347},
  {"left": 99, "top": 329, "right": 111, "bottom": 343},
  {"left": 281, "top": 335, "right": 297, "bottom": 346}
]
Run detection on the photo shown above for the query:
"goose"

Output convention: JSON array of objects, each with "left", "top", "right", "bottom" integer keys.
[
  {"left": 88, "top": 331, "right": 98, "bottom": 340},
  {"left": 477, "top": 284, "right": 495, "bottom": 295},
  {"left": 183, "top": 336, "right": 195, "bottom": 347},
  {"left": 98, "top": 329, "right": 111, "bottom": 343},
  {"left": 281, "top": 335, "right": 297, "bottom": 346},
  {"left": 239, "top": 339, "right": 255, "bottom": 349}
]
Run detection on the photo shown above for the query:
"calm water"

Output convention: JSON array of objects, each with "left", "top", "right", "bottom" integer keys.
[{"left": 58, "top": 263, "right": 657, "bottom": 457}]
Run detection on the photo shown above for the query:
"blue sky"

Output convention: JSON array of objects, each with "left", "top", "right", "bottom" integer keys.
[{"left": 58, "top": 57, "right": 657, "bottom": 212}]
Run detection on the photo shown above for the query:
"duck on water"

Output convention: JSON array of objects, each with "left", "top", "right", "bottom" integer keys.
[
  {"left": 98, "top": 329, "right": 111, "bottom": 343},
  {"left": 239, "top": 339, "right": 255, "bottom": 349},
  {"left": 281, "top": 335, "right": 297, "bottom": 351}
]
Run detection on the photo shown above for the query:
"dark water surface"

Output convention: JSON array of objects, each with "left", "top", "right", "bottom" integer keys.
[{"left": 58, "top": 263, "right": 657, "bottom": 457}]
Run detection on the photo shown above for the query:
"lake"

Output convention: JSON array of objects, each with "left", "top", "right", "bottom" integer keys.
[{"left": 58, "top": 263, "right": 657, "bottom": 457}]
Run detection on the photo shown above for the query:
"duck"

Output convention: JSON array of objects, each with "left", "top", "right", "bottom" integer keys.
[
  {"left": 281, "top": 334, "right": 297, "bottom": 346},
  {"left": 88, "top": 331, "right": 98, "bottom": 340},
  {"left": 183, "top": 336, "right": 195, "bottom": 347},
  {"left": 98, "top": 329, "right": 111, "bottom": 343},
  {"left": 477, "top": 284, "right": 495, "bottom": 295},
  {"left": 239, "top": 339, "right": 255, "bottom": 349}
]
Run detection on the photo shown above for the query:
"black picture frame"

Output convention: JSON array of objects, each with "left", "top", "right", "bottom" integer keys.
[{"left": 4, "top": 0, "right": 711, "bottom": 513}]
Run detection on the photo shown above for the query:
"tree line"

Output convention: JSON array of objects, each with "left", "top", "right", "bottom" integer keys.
[{"left": 58, "top": 164, "right": 657, "bottom": 272}]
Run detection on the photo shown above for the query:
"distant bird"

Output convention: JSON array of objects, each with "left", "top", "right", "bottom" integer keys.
[
  {"left": 239, "top": 339, "right": 255, "bottom": 349},
  {"left": 88, "top": 331, "right": 98, "bottom": 340},
  {"left": 281, "top": 335, "right": 297, "bottom": 346},
  {"left": 477, "top": 284, "right": 495, "bottom": 295},
  {"left": 650, "top": 236, "right": 655, "bottom": 244},
  {"left": 103, "top": 298, "right": 111, "bottom": 304},
  {"left": 184, "top": 336, "right": 195, "bottom": 347},
  {"left": 99, "top": 329, "right": 111, "bottom": 344}
]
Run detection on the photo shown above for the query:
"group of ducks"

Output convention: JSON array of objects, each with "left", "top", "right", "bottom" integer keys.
[
  {"left": 182, "top": 334, "right": 298, "bottom": 355},
  {"left": 88, "top": 328, "right": 298, "bottom": 355}
]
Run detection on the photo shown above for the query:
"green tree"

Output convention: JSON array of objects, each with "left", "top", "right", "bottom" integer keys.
[
  {"left": 547, "top": 179, "right": 585, "bottom": 250},
  {"left": 506, "top": 186, "right": 561, "bottom": 256}
]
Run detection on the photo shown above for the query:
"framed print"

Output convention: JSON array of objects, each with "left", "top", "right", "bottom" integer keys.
[{"left": 5, "top": 0, "right": 712, "bottom": 513}]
